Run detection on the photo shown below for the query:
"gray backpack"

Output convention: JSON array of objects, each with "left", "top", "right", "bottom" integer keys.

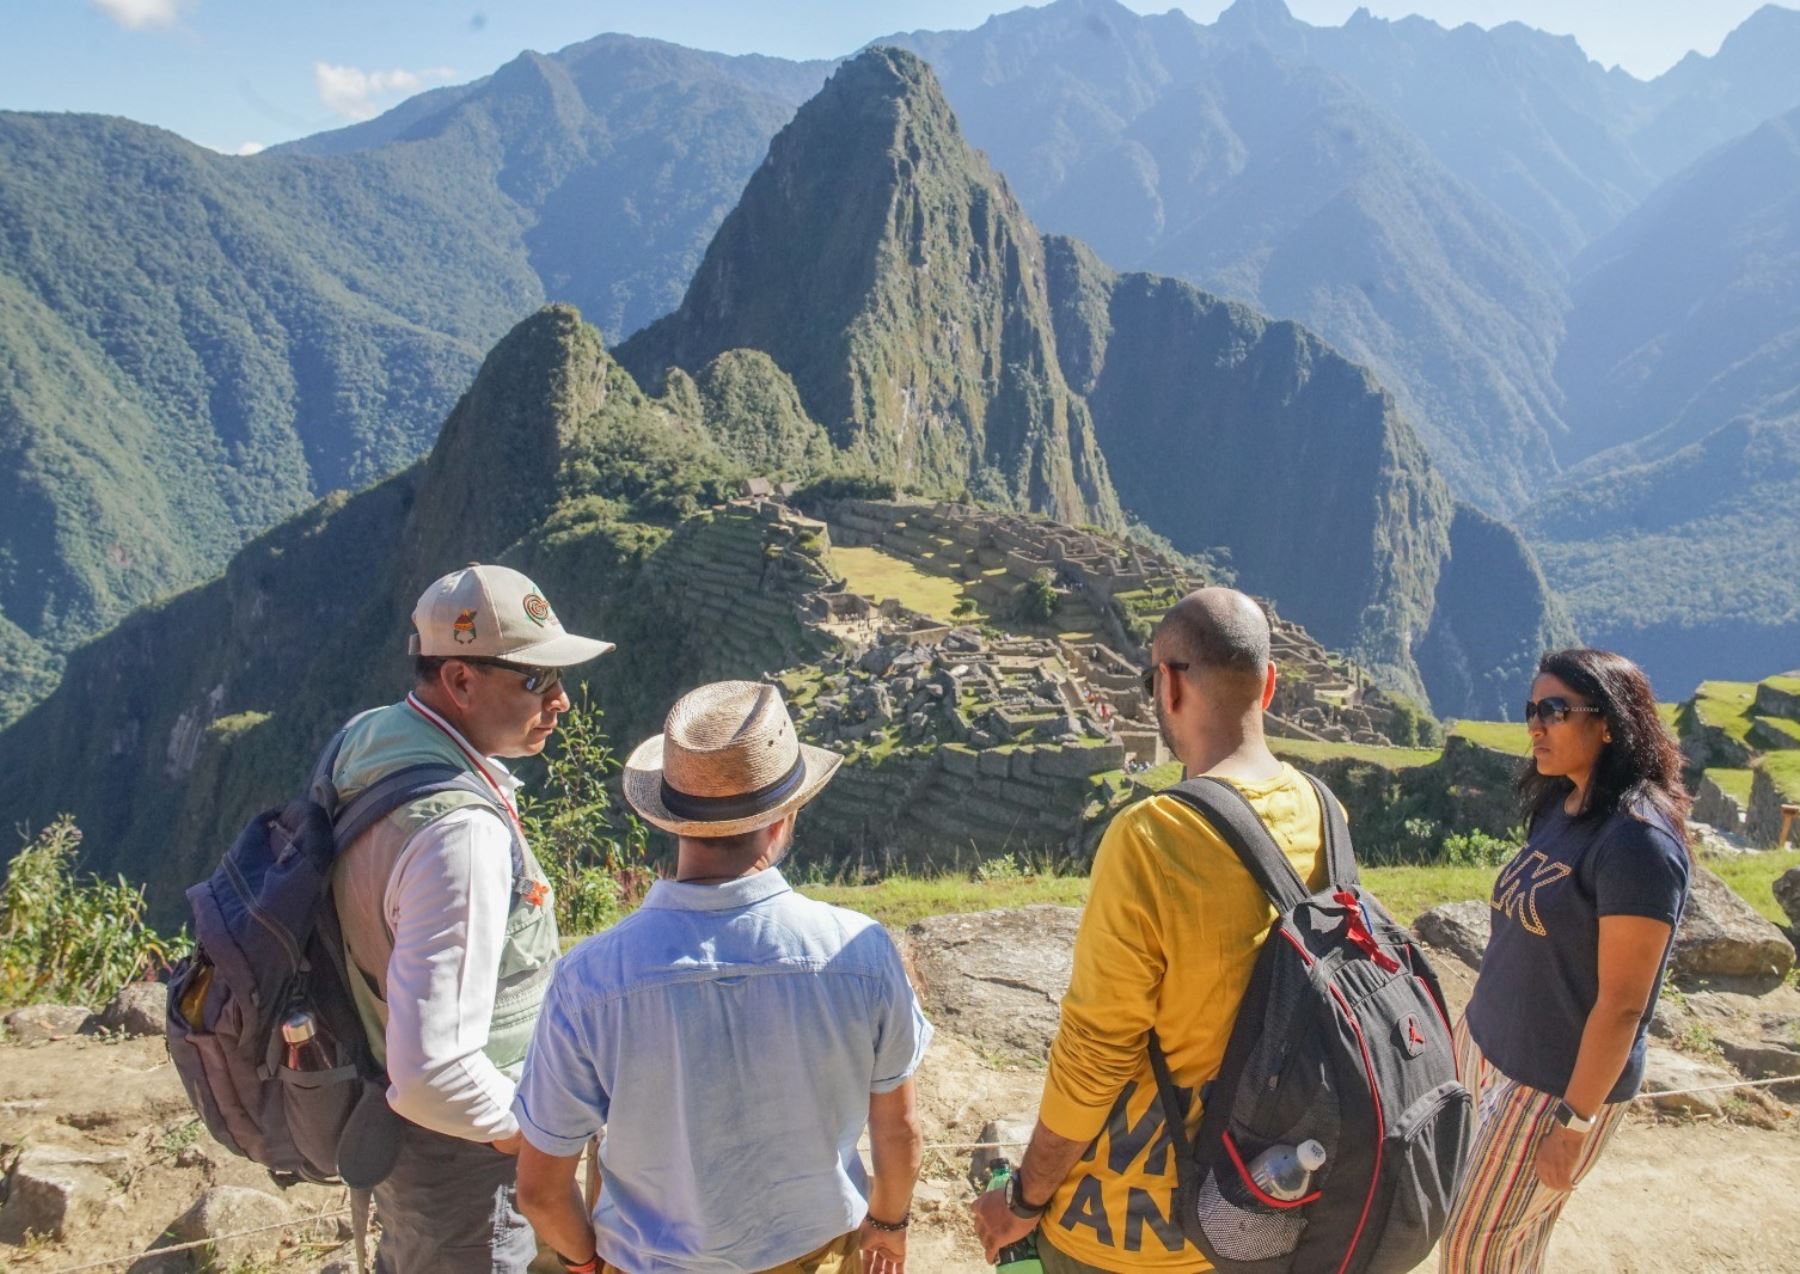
[
  {"left": 164, "top": 728, "right": 518, "bottom": 1189},
  {"left": 1148, "top": 775, "right": 1472, "bottom": 1273}
]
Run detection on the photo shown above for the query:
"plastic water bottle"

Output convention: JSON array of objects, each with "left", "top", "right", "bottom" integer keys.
[
  {"left": 985, "top": 1159, "right": 1046, "bottom": 1273},
  {"left": 1249, "top": 1139, "right": 1327, "bottom": 1201}
]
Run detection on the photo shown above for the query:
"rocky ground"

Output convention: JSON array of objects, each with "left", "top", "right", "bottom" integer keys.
[{"left": 4, "top": 877, "right": 1800, "bottom": 1272}]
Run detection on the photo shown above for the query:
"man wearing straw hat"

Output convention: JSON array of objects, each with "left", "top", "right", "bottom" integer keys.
[{"left": 513, "top": 680, "right": 932, "bottom": 1274}]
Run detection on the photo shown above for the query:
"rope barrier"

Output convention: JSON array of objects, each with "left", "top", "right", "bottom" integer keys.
[
  {"left": 39, "top": 1207, "right": 350, "bottom": 1274},
  {"left": 35, "top": 1073, "right": 1800, "bottom": 1274}
]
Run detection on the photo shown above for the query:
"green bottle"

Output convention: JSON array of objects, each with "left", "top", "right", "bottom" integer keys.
[{"left": 985, "top": 1159, "right": 1046, "bottom": 1274}]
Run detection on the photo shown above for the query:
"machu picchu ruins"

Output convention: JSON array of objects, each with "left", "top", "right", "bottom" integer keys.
[{"left": 638, "top": 492, "right": 1446, "bottom": 870}]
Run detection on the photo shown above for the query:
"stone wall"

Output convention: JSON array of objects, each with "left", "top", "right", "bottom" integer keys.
[
  {"left": 1747, "top": 766, "right": 1799, "bottom": 848},
  {"left": 1692, "top": 771, "right": 1748, "bottom": 832}
]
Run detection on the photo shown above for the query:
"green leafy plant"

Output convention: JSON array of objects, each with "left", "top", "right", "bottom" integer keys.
[
  {"left": 975, "top": 853, "right": 1027, "bottom": 883},
  {"left": 1017, "top": 570, "right": 1058, "bottom": 625},
  {"left": 516, "top": 692, "right": 652, "bottom": 937},
  {"left": 1439, "top": 828, "right": 1520, "bottom": 868},
  {"left": 0, "top": 815, "right": 184, "bottom": 1006}
]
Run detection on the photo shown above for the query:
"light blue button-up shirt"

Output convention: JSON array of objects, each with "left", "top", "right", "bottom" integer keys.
[{"left": 513, "top": 868, "right": 932, "bottom": 1274}]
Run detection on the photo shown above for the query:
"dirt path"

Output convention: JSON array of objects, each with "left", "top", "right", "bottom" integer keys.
[{"left": 2, "top": 1029, "right": 1795, "bottom": 1272}]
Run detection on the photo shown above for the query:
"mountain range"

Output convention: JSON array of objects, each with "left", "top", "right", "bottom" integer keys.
[
  {"left": 0, "top": 50, "right": 1572, "bottom": 907},
  {"left": 3, "top": 0, "right": 1800, "bottom": 723}
]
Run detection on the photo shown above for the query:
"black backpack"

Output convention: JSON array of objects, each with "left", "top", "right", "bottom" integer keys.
[
  {"left": 164, "top": 726, "right": 513, "bottom": 1189},
  {"left": 1147, "top": 775, "right": 1472, "bottom": 1274}
]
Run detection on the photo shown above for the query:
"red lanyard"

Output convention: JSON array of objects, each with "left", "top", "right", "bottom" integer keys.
[{"left": 406, "top": 693, "right": 525, "bottom": 841}]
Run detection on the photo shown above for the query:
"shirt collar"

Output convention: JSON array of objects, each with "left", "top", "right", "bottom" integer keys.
[
  {"left": 641, "top": 868, "right": 794, "bottom": 912},
  {"left": 405, "top": 694, "right": 521, "bottom": 794}
]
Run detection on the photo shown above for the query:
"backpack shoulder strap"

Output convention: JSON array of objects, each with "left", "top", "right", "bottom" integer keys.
[
  {"left": 1303, "top": 772, "right": 1359, "bottom": 891},
  {"left": 1162, "top": 776, "right": 1310, "bottom": 912},
  {"left": 332, "top": 767, "right": 524, "bottom": 874}
]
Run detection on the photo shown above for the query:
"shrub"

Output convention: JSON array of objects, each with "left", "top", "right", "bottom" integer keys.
[
  {"left": 1439, "top": 827, "right": 1519, "bottom": 867},
  {"left": 1017, "top": 569, "right": 1058, "bottom": 624},
  {"left": 516, "top": 691, "right": 652, "bottom": 936},
  {"left": 0, "top": 816, "right": 184, "bottom": 1006}
]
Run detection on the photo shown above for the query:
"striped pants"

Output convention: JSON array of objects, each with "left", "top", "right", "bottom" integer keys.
[{"left": 1439, "top": 1015, "right": 1628, "bottom": 1273}]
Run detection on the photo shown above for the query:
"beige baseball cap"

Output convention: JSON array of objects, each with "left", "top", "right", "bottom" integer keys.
[{"left": 408, "top": 565, "right": 615, "bottom": 666}]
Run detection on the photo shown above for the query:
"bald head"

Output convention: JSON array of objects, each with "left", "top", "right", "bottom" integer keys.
[{"left": 1153, "top": 587, "right": 1271, "bottom": 704}]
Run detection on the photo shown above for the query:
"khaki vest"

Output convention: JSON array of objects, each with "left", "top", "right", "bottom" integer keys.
[{"left": 330, "top": 702, "right": 560, "bottom": 1075}]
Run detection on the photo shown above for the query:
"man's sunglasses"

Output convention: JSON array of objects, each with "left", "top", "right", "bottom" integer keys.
[
  {"left": 1522, "top": 696, "right": 1602, "bottom": 726},
  {"left": 1140, "top": 661, "right": 1191, "bottom": 697},
  {"left": 459, "top": 656, "right": 564, "bottom": 695}
]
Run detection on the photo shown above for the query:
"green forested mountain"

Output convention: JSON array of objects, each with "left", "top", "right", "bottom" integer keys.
[
  {"left": 1556, "top": 106, "right": 1800, "bottom": 466},
  {"left": 0, "top": 51, "right": 1571, "bottom": 902},
  {"left": 0, "top": 38, "right": 821, "bottom": 724},
  {"left": 0, "top": 305, "right": 762, "bottom": 916},
  {"left": 1527, "top": 104, "right": 1800, "bottom": 694},
  {"left": 618, "top": 49, "right": 1122, "bottom": 530},
  {"left": 625, "top": 49, "right": 1567, "bottom": 710}
]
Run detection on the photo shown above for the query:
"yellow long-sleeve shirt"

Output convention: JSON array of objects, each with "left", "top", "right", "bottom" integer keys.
[{"left": 1038, "top": 763, "right": 1328, "bottom": 1271}]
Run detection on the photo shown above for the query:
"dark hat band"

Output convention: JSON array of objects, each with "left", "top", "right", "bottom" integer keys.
[{"left": 659, "top": 752, "right": 807, "bottom": 823}]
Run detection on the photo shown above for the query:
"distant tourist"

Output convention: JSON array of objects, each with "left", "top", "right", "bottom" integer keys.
[
  {"left": 332, "top": 565, "right": 613, "bottom": 1271},
  {"left": 971, "top": 588, "right": 1332, "bottom": 1271},
  {"left": 1441, "top": 649, "right": 1691, "bottom": 1272},
  {"left": 513, "top": 681, "right": 931, "bottom": 1274}
]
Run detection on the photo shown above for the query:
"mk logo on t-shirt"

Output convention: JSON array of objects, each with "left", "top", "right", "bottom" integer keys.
[{"left": 1491, "top": 850, "right": 1573, "bottom": 937}]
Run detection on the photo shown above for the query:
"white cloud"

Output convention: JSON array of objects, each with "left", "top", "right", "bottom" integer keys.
[
  {"left": 233, "top": 142, "right": 265, "bottom": 156},
  {"left": 314, "top": 62, "right": 455, "bottom": 122},
  {"left": 91, "top": 0, "right": 183, "bottom": 29}
]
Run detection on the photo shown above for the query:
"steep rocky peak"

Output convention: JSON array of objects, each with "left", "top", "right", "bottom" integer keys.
[{"left": 406, "top": 305, "right": 614, "bottom": 565}]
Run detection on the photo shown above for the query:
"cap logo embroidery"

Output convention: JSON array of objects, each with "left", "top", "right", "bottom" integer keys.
[
  {"left": 451, "top": 609, "right": 478, "bottom": 644},
  {"left": 522, "top": 594, "right": 553, "bottom": 628}
]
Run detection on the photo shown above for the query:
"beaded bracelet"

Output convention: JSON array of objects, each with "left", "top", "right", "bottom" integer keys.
[{"left": 866, "top": 1212, "right": 911, "bottom": 1233}]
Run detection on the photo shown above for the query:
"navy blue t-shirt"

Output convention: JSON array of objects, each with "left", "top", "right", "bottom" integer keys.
[{"left": 1466, "top": 801, "right": 1690, "bottom": 1104}]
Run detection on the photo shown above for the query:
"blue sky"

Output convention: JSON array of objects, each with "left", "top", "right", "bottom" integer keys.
[{"left": 2, "top": 0, "right": 1779, "bottom": 154}]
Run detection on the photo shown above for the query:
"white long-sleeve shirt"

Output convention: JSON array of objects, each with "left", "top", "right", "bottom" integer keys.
[{"left": 380, "top": 799, "right": 523, "bottom": 1142}]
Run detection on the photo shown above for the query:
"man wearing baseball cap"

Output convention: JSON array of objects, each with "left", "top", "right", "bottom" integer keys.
[
  {"left": 511, "top": 681, "right": 932, "bottom": 1274},
  {"left": 329, "top": 564, "right": 612, "bottom": 1272}
]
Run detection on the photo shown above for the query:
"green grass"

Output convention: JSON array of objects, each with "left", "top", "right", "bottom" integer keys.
[
  {"left": 798, "top": 862, "right": 1502, "bottom": 928},
  {"left": 1449, "top": 720, "right": 1530, "bottom": 753},
  {"left": 1763, "top": 674, "right": 1800, "bottom": 697},
  {"left": 830, "top": 544, "right": 988, "bottom": 624},
  {"left": 801, "top": 874, "right": 1092, "bottom": 926},
  {"left": 1702, "top": 850, "right": 1800, "bottom": 927},
  {"left": 1656, "top": 701, "right": 1681, "bottom": 730},
  {"left": 1760, "top": 751, "right": 1800, "bottom": 804},
  {"left": 1691, "top": 680, "right": 1758, "bottom": 743},
  {"left": 1270, "top": 738, "right": 1443, "bottom": 769},
  {"left": 1703, "top": 768, "right": 1755, "bottom": 806},
  {"left": 1753, "top": 715, "right": 1800, "bottom": 747}
]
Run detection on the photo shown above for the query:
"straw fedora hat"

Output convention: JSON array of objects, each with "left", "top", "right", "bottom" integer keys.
[{"left": 623, "top": 681, "right": 842, "bottom": 837}]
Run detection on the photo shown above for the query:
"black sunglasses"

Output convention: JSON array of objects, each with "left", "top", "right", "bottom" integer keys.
[
  {"left": 1522, "top": 696, "right": 1601, "bottom": 726},
  {"left": 1140, "top": 661, "right": 1191, "bottom": 697},
  {"left": 459, "top": 656, "right": 564, "bottom": 695}
]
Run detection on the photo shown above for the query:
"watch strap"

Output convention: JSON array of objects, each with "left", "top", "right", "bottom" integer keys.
[
  {"left": 1554, "top": 1099, "right": 1596, "bottom": 1134},
  {"left": 1007, "top": 1171, "right": 1048, "bottom": 1219}
]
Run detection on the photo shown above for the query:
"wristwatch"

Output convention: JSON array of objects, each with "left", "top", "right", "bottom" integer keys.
[
  {"left": 1007, "top": 1171, "right": 1049, "bottom": 1220},
  {"left": 1552, "top": 1099, "right": 1595, "bottom": 1135}
]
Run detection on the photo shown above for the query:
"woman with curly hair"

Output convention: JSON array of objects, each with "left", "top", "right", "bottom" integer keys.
[{"left": 1441, "top": 649, "right": 1692, "bottom": 1273}]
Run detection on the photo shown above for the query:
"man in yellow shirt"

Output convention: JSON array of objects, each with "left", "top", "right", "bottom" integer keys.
[{"left": 973, "top": 587, "right": 1328, "bottom": 1272}]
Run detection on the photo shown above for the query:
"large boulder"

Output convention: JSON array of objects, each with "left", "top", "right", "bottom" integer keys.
[
  {"left": 905, "top": 905, "right": 1079, "bottom": 1058},
  {"left": 1774, "top": 867, "right": 1800, "bottom": 932},
  {"left": 156, "top": 1186, "right": 292, "bottom": 1272},
  {"left": 97, "top": 982, "right": 167, "bottom": 1038},
  {"left": 1412, "top": 901, "right": 1492, "bottom": 969},
  {"left": 0, "top": 1145, "right": 128, "bottom": 1241},
  {"left": 1671, "top": 866, "right": 1796, "bottom": 979},
  {"left": 4, "top": 1003, "right": 95, "bottom": 1043}
]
